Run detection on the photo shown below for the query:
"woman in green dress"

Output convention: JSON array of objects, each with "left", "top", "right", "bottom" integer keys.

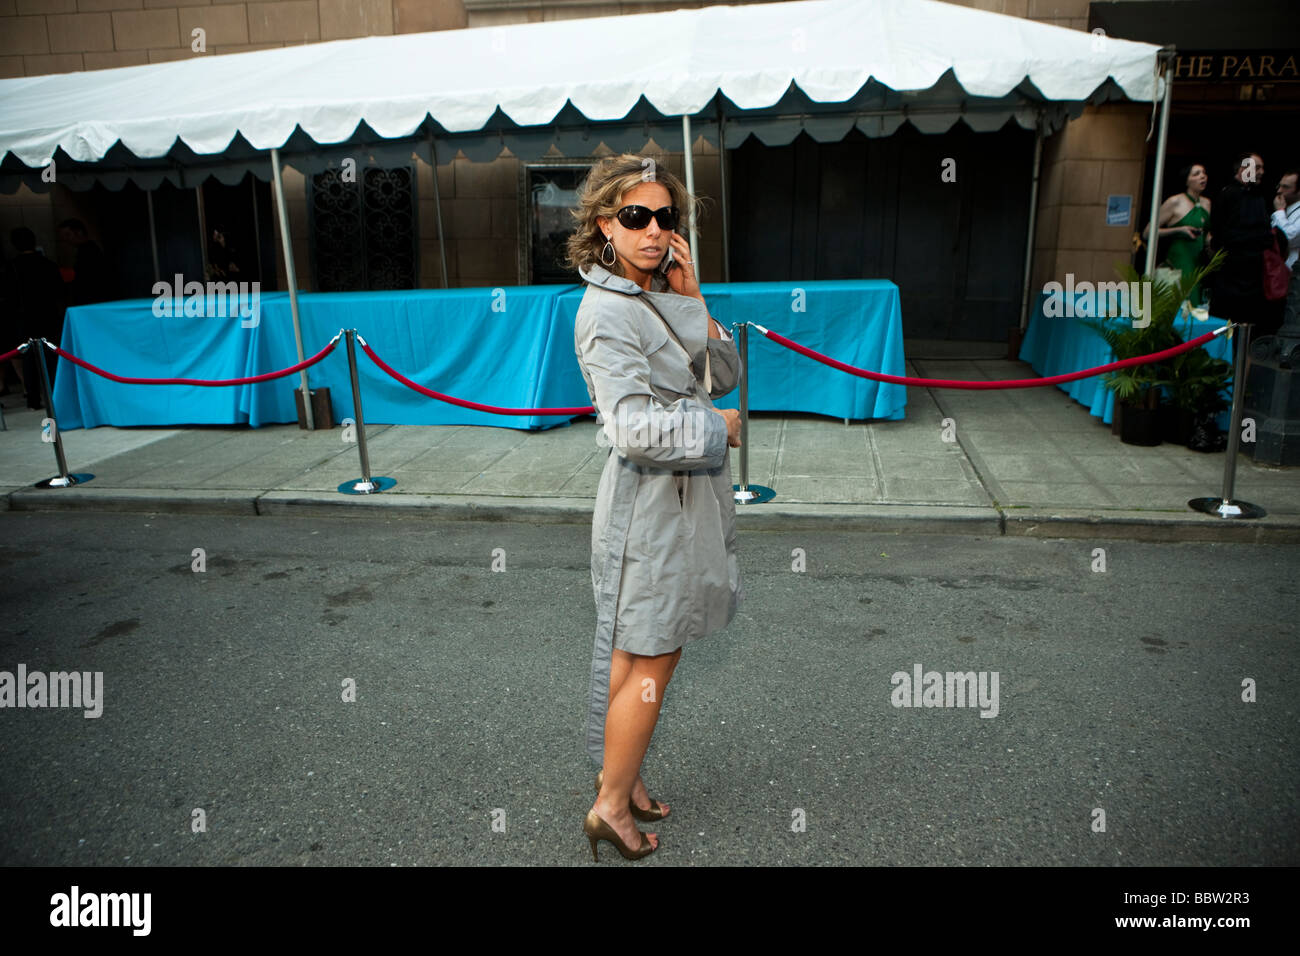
[{"left": 1155, "top": 163, "right": 1212, "bottom": 306}]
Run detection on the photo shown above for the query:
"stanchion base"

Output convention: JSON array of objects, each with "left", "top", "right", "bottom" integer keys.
[
  {"left": 35, "top": 473, "right": 94, "bottom": 489},
  {"left": 1188, "top": 497, "right": 1267, "bottom": 519},
  {"left": 733, "top": 484, "right": 776, "bottom": 505},
  {"left": 338, "top": 476, "right": 396, "bottom": 496}
]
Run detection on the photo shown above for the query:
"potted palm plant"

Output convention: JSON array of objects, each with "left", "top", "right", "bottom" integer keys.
[
  {"left": 1084, "top": 252, "right": 1223, "bottom": 446},
  {"left": 1158, "top": 342, "right": 1231, "bottom": 446}
]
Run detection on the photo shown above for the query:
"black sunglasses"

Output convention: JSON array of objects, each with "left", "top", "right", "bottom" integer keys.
[{"left": 615, "top": 204, "right": 679, "bottom": 231}]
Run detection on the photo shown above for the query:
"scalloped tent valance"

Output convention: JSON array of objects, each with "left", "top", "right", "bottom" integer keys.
[{"left": 0, "top": 0, "right": 1163, "bottom": 193}]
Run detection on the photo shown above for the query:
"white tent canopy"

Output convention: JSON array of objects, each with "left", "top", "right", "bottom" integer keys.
[{"left": 0, "top": 0, "right": 1164, "bottom": 191}]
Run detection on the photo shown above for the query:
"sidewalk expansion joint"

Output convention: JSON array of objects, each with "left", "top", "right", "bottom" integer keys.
[{"left": 910, "top": 357, "right": 1006, "bottom": 509}]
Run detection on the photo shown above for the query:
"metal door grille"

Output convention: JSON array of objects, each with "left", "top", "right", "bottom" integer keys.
[{"left": 309, "top": 165, "right": 417, "bottom": 291}]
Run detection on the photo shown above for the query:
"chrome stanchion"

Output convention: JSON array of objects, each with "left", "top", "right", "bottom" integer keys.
[
  {"left": 337, "top": 330, "right": 395, "bottom": 496},
  {"left": 32, "top": 338, "right": 94, "bottom": 489},
  {"left": 1189, "top": 322, "right": 1265, "bottom": 519},
  {"left": 732, "top": 322, "right": 775, "bottom": 505}
]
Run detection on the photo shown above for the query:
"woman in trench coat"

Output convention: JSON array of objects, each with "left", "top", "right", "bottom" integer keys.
[{"left": 567, "top": 154, "right": 744, "bottom": 861}]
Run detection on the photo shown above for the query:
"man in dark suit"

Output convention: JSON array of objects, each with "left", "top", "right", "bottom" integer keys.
[{"left": 1210, "top": 152, "right": 1279, "bottom": 351}]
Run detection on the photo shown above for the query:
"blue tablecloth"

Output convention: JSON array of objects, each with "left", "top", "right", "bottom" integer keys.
[
  {"left": 54, "top": 288, "right": 589, "bottom": 430},
  {"left": 259, "top": 287, "right": 591, "bottom": 430},
  {"left": 703, "top": 279, "right": 906, "bottom": 422},
  {"left": 51, "top": 280, "right": 906, "bottom": 430},
  {"left": 53, "top": 295, "right": 269, "bottom": 429},
  {"left": 1019, "top": 291, "right": 1231, "bottom": 429}
]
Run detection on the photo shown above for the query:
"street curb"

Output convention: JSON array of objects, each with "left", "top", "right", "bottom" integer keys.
[
  {"left": 261, "top": 494, "right": 1002, "bottom": 537},
  {"left": 6, "top": 487, "right": 259, "bottom": 516},
  {"left": 733, "top": 503, "right": 1002, "bottom": 536},
  {"left": 256, "top": 490, "right": 594, "bottom": 523},
  {"left": 1002, "top": 509, "right": 1300, "bottom": 544},
  {"left": 6, "top": 485, "right": 1300, "bottom": 543}
]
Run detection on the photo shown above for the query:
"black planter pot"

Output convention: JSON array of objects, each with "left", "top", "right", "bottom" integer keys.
[
  {"left": 1160, "top": 406, "right": 1196, "bottom": 446},
  {"left": 1119, "top": 400, "right": 1162, "bottom": 446}
]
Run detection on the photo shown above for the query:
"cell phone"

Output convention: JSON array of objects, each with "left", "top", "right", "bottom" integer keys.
[{"left": 658, "top": 246, "right": 674, "bottom": 275}]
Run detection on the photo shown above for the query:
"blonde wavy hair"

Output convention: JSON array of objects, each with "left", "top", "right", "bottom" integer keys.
[{"left": 563, "top": 153, "right": 702, "bottom": 278}]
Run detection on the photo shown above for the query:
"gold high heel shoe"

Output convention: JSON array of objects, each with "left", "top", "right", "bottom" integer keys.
[
  {"left": 583, "top": 810, "right": 656, "bottom": 862},
  {"left": 595, "top": 768, "right": 669, "bottom": 822}
]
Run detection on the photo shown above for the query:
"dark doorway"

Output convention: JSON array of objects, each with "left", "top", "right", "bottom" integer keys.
[
  {"left": 728, "top": 121, "right": 1035, "bottom": 341},
  {"left": 201, "top": 174, "right": 276, "bottom": 287},
  {"left": 65, "top": 175, "right": 276, "bottom": 302},
  {"left": 65, "top": 181, "right": 156, "bottom": 302}
]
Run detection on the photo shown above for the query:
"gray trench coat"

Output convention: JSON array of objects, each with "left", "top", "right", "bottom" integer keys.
[{"left": 573, "top": 262, "right": 743, "bottom": 765}]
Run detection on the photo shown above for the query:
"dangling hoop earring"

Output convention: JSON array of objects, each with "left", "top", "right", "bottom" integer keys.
[{"left": 600, "top": 237, "right": 616, "bottom": 266}]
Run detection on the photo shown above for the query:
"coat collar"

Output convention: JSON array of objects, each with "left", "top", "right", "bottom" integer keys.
[
  {"left": 579, "top": 262, "right": 669, "bottom": 295},
  {"left": 579, "top": 263, "right": 707, "bottom": 373}
]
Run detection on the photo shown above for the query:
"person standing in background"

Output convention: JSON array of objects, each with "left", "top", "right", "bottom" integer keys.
[
  {"left": 206, "top": 223, "right": 246, "bottom": 281},
  {"left": 1272, "top": 168, "right": 1299, "bottom": 272},
  {"left": 1, "top": 227, "right": 67, "bottom": 410},
  {"left": 1210, "top": 152, "right": 1278, "bottom": 357},
  {"left": 57, "top": 218, "right": 114, "bottom": 306},
  {"left": 1154, "top": 163, "right": 1212, "bottom": 306}
]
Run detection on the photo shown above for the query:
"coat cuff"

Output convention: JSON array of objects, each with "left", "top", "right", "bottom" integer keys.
[
  {"left": 606, "top": 399, "right": 729, "bottom": 471},
  {"left": 685, "top": 399, "right": 730, "bottom": 468}
]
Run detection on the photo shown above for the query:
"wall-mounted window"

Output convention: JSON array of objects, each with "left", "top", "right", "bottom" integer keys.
[{"left": 518, "top": 162, "right": 591, "bottom": 284}]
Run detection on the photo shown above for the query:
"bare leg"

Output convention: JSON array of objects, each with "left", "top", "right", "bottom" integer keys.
[
  {"left": 665, "top": 646, "right": 682, "bottom": 681},
  {"left": 602, "top": 646, "right": 682, "bottom": 815},
  {"left": 628, "top": 646, "right": 681, "bottom": 812},
  {"left": 592, "top": 649, "right": 679, "bottom": 851},
  {"left": 608, "top": 647, "right": 632, "bottom": 704}
]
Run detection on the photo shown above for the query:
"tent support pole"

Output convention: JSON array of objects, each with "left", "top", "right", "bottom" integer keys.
[
  {"left": 427, "top": 131, "right": 449, "bottom": 289},
  {"left": 716, "top": 102, "right": 730, "bottom": 283},
  {"left": 146, "top": 189, "right": 160, "bottom": 284},
  {"left": 270, "top": 146, "right": 314, "bottom": 430},
  {"left": 681, "top": 114, "right": 699, "bottom": 269},
  {"left": 195, "top": 186, "right": 209, "bottom": 278},
  {"left": 1018, "top": 116, "right": 1044, "bottom": 334},
  {"left": 251, "top": 177, "right": 263, "bottom": 284},
  {"left": 1144, "top": 48, "right": 1175, "bottom": 277}
]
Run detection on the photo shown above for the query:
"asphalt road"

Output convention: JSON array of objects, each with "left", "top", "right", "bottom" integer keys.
[{"left": 1, "top": 511, "right": 1296, "bottom": 866}]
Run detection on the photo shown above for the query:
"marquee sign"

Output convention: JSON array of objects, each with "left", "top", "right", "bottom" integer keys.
[{"left": 1173, "top": 51, "right": 1300, "bottom": 82}]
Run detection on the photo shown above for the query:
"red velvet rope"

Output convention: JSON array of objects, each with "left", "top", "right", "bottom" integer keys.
[
  {"left": 759, "top": 327, "right": 1226, "bottom": 390},
  {"left": 45, "top": 339, "right": 338, "bottom": 386},
  {"left": 10, "top": 323, "right": 1227, "bottom": 418},
  {"left": 359, "top": 340, "right": 595, "bottom": 416}
]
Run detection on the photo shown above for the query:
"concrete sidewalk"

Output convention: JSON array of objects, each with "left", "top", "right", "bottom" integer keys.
[{"left": 2, "top": 353, "right": 1298, "bottom": 542}]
